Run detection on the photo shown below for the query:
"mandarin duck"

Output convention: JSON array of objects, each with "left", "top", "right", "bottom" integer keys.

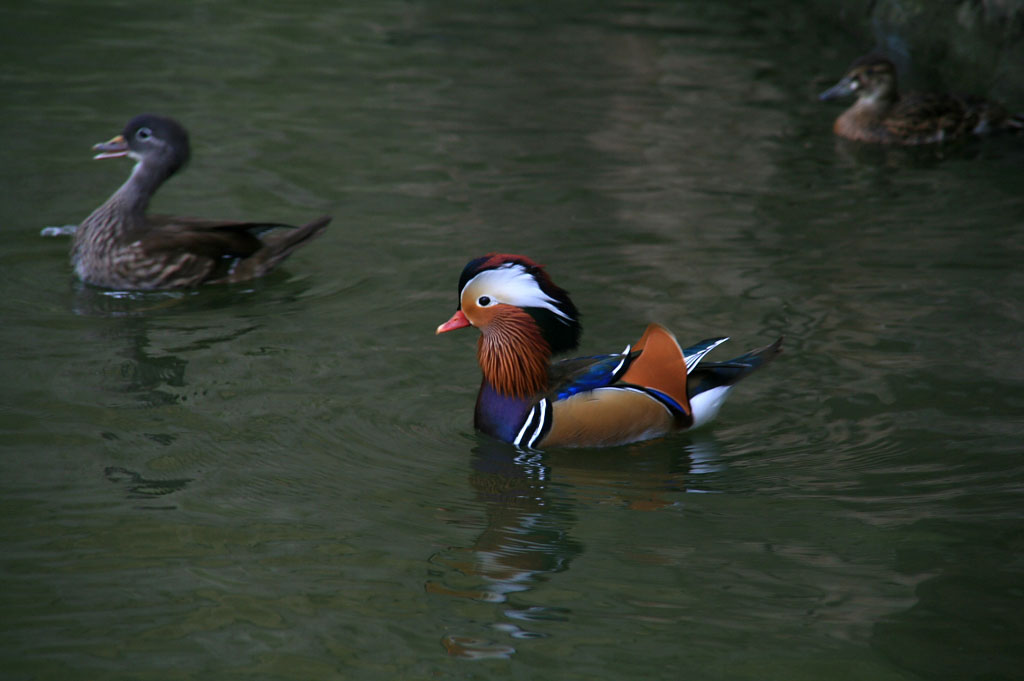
[
  {"left": 71, "top": 114, "right": 331, "bottom": 290},
  {"left": 436, "top": 254, "right": 782, "bottom": 448},
  {"left": 819, "top": 54, "right": 1023, "bottom": 145}
]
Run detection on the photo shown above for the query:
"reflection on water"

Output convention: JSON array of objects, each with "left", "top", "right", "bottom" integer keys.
[
  {"left": 69, "top": 285, "right": 192, "bottom": 319},
  {"left": 429, "top": 443, "right": 582, "bottom": 659},
  {"left": 871, "top": 518, "right": 1024, "bottom": 680},
  {"left": 429, "top": 439, "right": 721, "bottom": 659},
  {"left": 1, "top": 0, "right": 1023, "bottom": 678},
  {"left": 65, "top": 308, "right": 261, "bottom": 408},
  {"left": 105, "top": 323, "right": 191, "bottom": 407},
  {"left": 827, "top": 133, "right": 989, "bottom": 168},
  {"left": 104, "top": 466, "right": 193, "bottom": 509}
]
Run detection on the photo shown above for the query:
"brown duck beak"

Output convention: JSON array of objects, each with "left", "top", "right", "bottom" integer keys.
[
  {"left": 436, "top": 309, "right": 471, "bottom": 334},
  {"left": 819, "top": 76, "right": 857, "bottom": 101},
  {"left": 92, "top": 134, "right": 129, "bottom": 160}
]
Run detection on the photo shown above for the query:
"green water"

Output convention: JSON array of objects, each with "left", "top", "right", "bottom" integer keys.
[{"left": 2, "top": 1, "right": 1023, "bottom": 679}]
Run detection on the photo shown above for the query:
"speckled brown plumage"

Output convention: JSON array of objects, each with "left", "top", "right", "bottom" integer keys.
[
  {"left": 819, "top": 55, "right": 1023, "bottom": 145},
  {"left": 71, "top": 114, "right": 331, "bottom": 290}
]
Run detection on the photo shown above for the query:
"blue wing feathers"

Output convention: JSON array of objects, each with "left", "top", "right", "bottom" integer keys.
[
  {"left": 553, "top": 352, "right": 631, "bottom": 400},
  {"left": 552, "top": 337, "right": 779, "bottom": 405}
]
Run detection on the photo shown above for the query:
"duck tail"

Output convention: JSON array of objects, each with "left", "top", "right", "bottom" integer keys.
[
  {"left": 686, "top": 337, "right": 783, "bottom": 396},
  {"left": 683, "top": 337, "right": 782, "bottom": 429},
  {"left": 228, "top": 215, "right": 331, "bottom": 282}
]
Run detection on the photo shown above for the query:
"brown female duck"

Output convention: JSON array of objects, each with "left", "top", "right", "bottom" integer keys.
[
  {"left": 819, "top": 55, "right": 1023, "bottom": 145},
  {"left": 72, "top": 114, "right": 331, "bottom": 290}
]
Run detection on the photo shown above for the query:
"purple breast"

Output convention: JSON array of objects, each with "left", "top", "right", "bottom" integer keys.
[{"left": 474, "top": 381, "right": 536, "bottom": 443}]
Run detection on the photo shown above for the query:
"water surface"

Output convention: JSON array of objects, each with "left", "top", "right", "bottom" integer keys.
[{"left": 2, "top": 1, "right": 1023, "bottom": 679}]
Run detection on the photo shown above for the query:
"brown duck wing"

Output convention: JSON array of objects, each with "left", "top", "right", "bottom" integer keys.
[
  {"left": 147, "top": 215, "right": 295, "bottom": 232},
  {"left": 138, "top": 216, "right": 285, "bottom": 259},
  {"left": 887, "top": 93, "right": 969, "bottom": 143},
  {"left": 135, "top": 215, "right": 331, "bottom": 286}
]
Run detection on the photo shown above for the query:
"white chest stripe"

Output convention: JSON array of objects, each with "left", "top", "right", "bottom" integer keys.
[
  {"left": 513, "top": 398, "right": 550, "bottom": 448},
  {"left": 513, "top": 406, "right": 535, "bottom": 446},
  {"left": 528, "top": 399, "right": 548, "bottom": 448}
]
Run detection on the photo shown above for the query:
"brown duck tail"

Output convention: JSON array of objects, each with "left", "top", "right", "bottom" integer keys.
[
  {"left": 975, "top": 100, "right": 1024, "bottom": 134},
  {"left": 227, "top": 215, "right": 331, "bottom": 282}
]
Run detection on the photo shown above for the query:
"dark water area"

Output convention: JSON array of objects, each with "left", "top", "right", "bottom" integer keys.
[{"left": 2, "top": 1, "right": 1023, "bottom": 679}]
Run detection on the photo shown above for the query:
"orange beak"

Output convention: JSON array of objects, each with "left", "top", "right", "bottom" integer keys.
[{"left": 436, "top": 309, "right": 471, "bottom": 334}]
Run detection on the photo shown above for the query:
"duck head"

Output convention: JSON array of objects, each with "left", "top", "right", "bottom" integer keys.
[
  {"left": 93, "top": 113, "right": 191, "bottom": 181},
  {"left": 819, "top": 55, "right": 898, "bottom": 104},
  {"left": 437, "top": 254, "right": 581, "bottom": 397}
]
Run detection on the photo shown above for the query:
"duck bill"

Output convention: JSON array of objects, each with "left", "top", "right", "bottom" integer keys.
[
  {"left": 436, "top": 309, "right": 471, "bottom": 334},
  {"left": 818, "top": 77, "right": 856, "bottom": 101},
  {"left": 92, "top": 134, "right": 129, "bottom": 159}
]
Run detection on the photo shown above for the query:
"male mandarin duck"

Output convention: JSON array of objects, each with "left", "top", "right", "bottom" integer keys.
[
  {"left": 436, "top": 254, "right": 782, "bottom": 448},
  {"left": 819, "top": 54, "right": 1023, "bottom": 144},
  {"left": 71, "top": 113, "right": 331, "bottom": 290}
]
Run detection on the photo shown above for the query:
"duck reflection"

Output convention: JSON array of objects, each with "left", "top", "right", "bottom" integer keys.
[
  {"left": 104, "top": 466, "right": 193, "bottom": 510},
  {"left": 67, "top": 282, "right": 272, "bottom": 406},
  {"left": 429, "top": 444, "right": 582, "bottom": 605},
  {"left": 111, "top": 322, "right": 190, "bottom": 407},
  {"left": 69, "top": 282, "right": 190, "bottom": 319},
  {"left": 830, "top": 134, "right": 983, "bottom": 169},
  {"left": 430, "top": 437, "right": 717, "bottom": 658},
  {"left": 82, "top": 315, "right": 256, "bottom": 407},
  {"left": 67, "top": 273, "right": 307, "bottom": 319}
]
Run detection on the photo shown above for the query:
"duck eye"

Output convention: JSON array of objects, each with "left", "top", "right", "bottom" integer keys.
[
  {"left": 136, "top": 127, "right": 153, "bottom": 141},
  {"left": 477, "top": 295, "right": 492, "bottom": 306}
]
